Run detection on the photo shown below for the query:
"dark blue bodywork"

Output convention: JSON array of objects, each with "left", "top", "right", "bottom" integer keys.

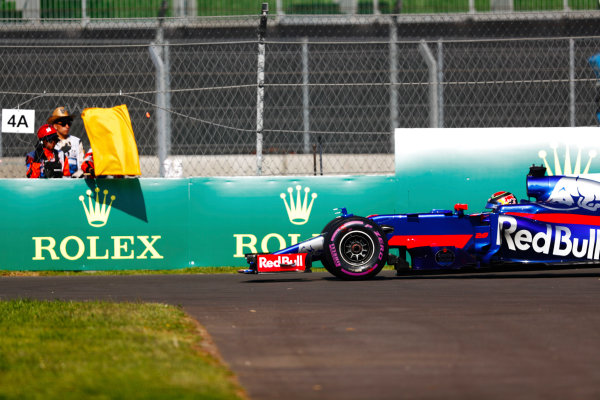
[{"left": 371, "top": 174, "right": 600, "bottom": 270}]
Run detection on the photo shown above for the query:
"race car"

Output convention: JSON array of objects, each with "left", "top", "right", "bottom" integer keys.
[{"left": 242, "top": 165, "right": 600, "bottom": 279}]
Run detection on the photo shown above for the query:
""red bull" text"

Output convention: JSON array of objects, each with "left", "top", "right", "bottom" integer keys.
[
  {"left": 499, "top": 215, "right": 600, "bottom": 260},
  {"left": 256, "top": 254, "right": 307, "bottom": 272}
]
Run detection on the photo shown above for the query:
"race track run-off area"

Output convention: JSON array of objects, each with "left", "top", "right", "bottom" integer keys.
[{"left": 2, "top": 269, "right": 600, "bottom": 399}]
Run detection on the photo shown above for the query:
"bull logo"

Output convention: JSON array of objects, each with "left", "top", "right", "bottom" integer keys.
[{"left": 547, "top": 177, "right": 600, "bottom": 211}]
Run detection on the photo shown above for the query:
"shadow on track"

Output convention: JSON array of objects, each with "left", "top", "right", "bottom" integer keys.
[
  {"left": 242, "top": 276, "right": 317, "bottom": 283},
  {"left": 242, "top": 265, "right": 600, "bottom": 283},
  {"left": 391, "top": 264, "right": 600, "bottom": 280}
]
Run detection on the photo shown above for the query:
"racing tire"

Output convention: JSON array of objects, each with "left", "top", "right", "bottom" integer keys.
[
  {"left": 318, "top": 217, "right": 344, "bottom": 271},
  {"left": 320, "top": 217, "right": 343, "bottom": 236},
  {"left": 322, "top": 217, "right": 388, "bottom": 280}
]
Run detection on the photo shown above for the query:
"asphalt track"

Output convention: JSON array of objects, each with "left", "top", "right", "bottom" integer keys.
[{"left": 2, "top": 268, "right": 600, "bottom": 400}]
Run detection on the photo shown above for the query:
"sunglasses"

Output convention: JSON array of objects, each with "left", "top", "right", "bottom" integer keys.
[{"left": 55, "top": 120, "right": 72, "bottom": 127}]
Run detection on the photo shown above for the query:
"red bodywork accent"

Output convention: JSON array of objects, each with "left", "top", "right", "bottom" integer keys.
[
  {"left": 506, "top": 212, "right": 600, "bottom": 227},
  {"left": 388, "top": 234, "right": 473, "bottom": 249},
  {"left": 454, "top": 203, "right": 468, "bottom": 211}
]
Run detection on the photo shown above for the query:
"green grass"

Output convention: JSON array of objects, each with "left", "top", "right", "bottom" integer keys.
[
  {"left": 8, "top": 0, "right": 598, "bottom": 19},
  {"left": 0, "top": 265, "right": 398, "bottom": 276},
  {"left": 39, "top": 0, "right": 167, "bottom": 18},
  {"left": 514, "top": 0, "right": 599, "bottom": 10},
  {"left": 0, "top": 0, "right": 21, "bottom": 18},
  {"left": 0, "top": 299, "right": 246, "bottom": 400},
  {"left": 203, "top": 0, "right": 598, "bottom": 15}
]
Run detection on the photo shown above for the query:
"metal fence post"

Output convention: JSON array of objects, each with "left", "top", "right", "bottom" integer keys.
[
  {"left": 276, "top": 0, "right": 284, "bottom": 16},
  {"left": 389, "top": 18, "right": 398, "bottom": 149},
  {"left": 256, "top": 3, "right": 268, "bottom": 175},
  {"left": 149, "top": 1, "right": 171, "bottom": 178},
  {"left": 437, "top": 39, "right": 444, "bottom": 128},
  {"left": 418, "top": 39, "right": 439, "bottom": 128},
  {"left": 569, "top": 38, "right": 576, "bottom": 127},
  {"left": 338, "top": 0, "right": 357, "bottom": 14},
  {"left": 81, "top": 0, "right": 89, "bottom": 27},
  {"left": 302, "top": 37, "right": 310, "bottom": 154},
  {"left": 149, "top": 42, "right": 171, "bottom": 178},
  {"left": 174, "top": 0, "right": 184, "bottom": 16},
  {"left": 16, "top": 0, "right": 39, "bottom": 20}
]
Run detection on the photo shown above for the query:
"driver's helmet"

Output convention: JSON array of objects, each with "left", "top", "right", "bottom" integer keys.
[{"left": 486, "top": 191, "right": 517, "bottom": 209}]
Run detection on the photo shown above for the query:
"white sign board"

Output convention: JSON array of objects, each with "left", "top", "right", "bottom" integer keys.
[
  {"left": 1, "top": 109, "right": 35, "bottom": 134},
  {"left": 394, "top": 127, "right": 600, "bottom": 212}
]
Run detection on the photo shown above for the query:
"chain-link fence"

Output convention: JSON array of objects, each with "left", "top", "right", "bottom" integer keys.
[{"left": 1, "top": 11, "right": 599, "bottom": 177}]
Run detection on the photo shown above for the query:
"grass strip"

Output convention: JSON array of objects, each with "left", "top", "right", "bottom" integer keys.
[
  {"left": 0, "top": 299, "right": 246, "bottom": 400},
  {"left": 0, "top": 265, "right": 401, "bottom": 277},
  {"left": 0, "top": 267, "right": 243, "bottom": 276},
  {"left": 13, "top": 0, "right": 598, "bottom": 19}
]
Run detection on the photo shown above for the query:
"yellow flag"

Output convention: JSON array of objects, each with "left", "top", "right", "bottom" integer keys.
[{"left": 81, "top": 104, "right": 141, "bottom": 176}]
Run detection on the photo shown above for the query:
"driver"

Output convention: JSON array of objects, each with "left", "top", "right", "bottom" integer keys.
[{"left": 486, "top": 191, "right": 517, "bottom": 209}]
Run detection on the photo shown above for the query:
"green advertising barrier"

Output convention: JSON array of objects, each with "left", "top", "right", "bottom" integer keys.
[
  {"left": 190, "top": 176, "right": 399, "bottom": 266},
  {"left": 1, "top": 178, "right": 190, "bottom": 270},
  {"left": 3, "top": 126, "right": 598, "bottom": 270},
  {"left": 0, "top": 176, "right": 398, "bottom": 270}
]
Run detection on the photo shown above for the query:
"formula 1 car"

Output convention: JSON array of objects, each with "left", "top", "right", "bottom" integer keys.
[{"left": 242, "top": 165, "right": 600, "bottom": 279}]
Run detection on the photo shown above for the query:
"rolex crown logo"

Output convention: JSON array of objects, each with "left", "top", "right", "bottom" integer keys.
[
  {"left": 538, "top": 143, "right": 597, "bottom": 176},
  {"left": 79, "top": 188, "right": 116, "bottom": 227},
  {"left": 280, "top": 185, "right": 317, "bottom": 225}
]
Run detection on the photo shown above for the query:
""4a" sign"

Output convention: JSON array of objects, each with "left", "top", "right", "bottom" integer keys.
[{"left": 1, "top": 109, "right": 35, "bottom": 134}]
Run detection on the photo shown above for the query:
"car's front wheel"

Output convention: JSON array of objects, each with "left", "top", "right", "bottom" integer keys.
[{"left": 322, "top": 217, "right": 388, "bottom": 280}]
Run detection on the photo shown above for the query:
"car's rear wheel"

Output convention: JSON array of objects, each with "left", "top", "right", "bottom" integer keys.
[{"left": 322, "top": 217, "right": 388, "bottom": 280}]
